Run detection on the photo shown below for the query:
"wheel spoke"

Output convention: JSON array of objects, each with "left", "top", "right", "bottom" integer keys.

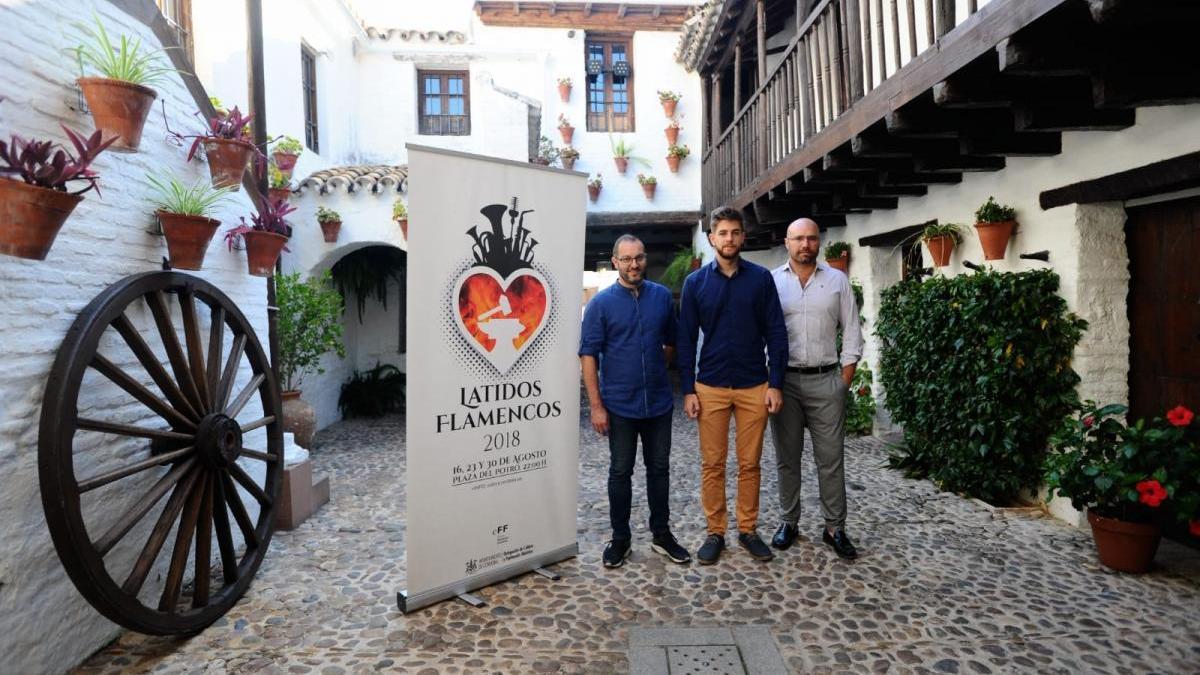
[
  {"left": 90, "top": 353, "right": 196, "bottom": 432},
  {"left": 225, "top": 373, "right": 266, "bottom": 420},
  {"left": 121, "top": 467, "right": 200, "bottom": 596},
  {"left": 78, "top": 446, "right": 194, "bottom": 493},
  {"left": 179, "top": 290, "right": 210, "bottom": 412},
  {"left": 238, "top": 448, "right": 279, "bottom": 463},
  {"left": 94, "top": 457, "right": 197, "bottom": 556},
  {"left": 206, "top": 306, "right": 225, "bottom": 411},
  {"left": 158, "top": 470, "right": 207, "bottom": 612},
  {"left": 229, "top": 462, "right": 272, "bottom": 507},
  {"left": 220, "top": 471, "right": 259, "bottom": 550},
  {"left": 193, "top": 470, "right": 214, "bottom": 608},
  {"left": 146, "top": 290, "right": 207, "bottom": 416},
  {"left": 240, "top": 415, "right": 275, "bottom": 433},
  {"left": 112, "top": 314, "right": 201, "bottom": 422},
  {"left": 77, "top": 417, "right": 194, "bottom": 443},
  {"left": 216, "top": 334, "right": 247, "bottom": 413},
  {"left": 211, "top": 473, "right": 239, "bottom": 584}
]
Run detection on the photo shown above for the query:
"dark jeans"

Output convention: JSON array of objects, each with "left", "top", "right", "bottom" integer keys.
[{"left": 608, "top": 410, "right": 672, "bottom": 542}]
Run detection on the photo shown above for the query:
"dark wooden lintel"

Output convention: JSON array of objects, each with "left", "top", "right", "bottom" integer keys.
[
  {"left": 1039, "top": 151, "right": 1200, "bottom": 210},
  {"left": 1013, "top": 105, "right": 1134, "bottom": 132},
  {"left": 586, "top": 211, "right": 701, "bottom": 228},
  {"left": 857, "top": 222, "right": 930, "bottom": 248},
  {"left": 474, "top": 1, "right": 691, "bottom": 30},
  {"left": 960, "top": 132, "right": 1061, "bottom": 156}
]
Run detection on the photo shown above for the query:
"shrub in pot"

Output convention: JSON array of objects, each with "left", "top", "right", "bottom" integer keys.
[
  {"left": 921, "top": 222, "right": 965, "bottom": 267},
  {"left": 271, "top": 135, "right": 302, "bottom": 178},
  {"left": 665, "top": 116, "right": 682, "bottom": 145},
  {"left": 531, "top": 135, "right": 558, "bottom": 166},
  {"left": 825, "top": 240, "right": 851, "bottom": 273},
  {"left": 393, "top": 199, "right": 408, "bottom": 238},
  {"left": 224, "top": 196, "right": 292, "bottom": 276},
  {"left": 587, "top": 174, "right": 602, "bottom": 202},
  {"left": 556, "top": 77, "right": 572, "bottom": 103},
  {"left": 657, "top": 89, "right": 680, "bottom": 118},
  {"left": 557, "top": 113, "right": 574, "bottom": 145},
  {"left": 974, "top": 196, "right": 1017, "bottom": 261},
  {"left": 267, "top": 163, "right": 291, "bottom": 204},
  {"left": 316, "top": 205, "right": 342, "bottom": 243},
  {"left": 277, "top": 270, "right": 346, "bottom": 447},
  {"left": 146, "top": 174, "right": 233, "bottom": 270},
  {"left": 560, "top": 145, "right": 579, "bottom": 171},
  {"left": 0, "top": 124, "right": 117, "bottom": 260},
  {"left": 637, "top": 173, "right": 657, "bottom": 200},
  {"left": 665, "top": 143, "right": 690, "bottom": 173},
  {"left": 73, "top": 15, "right": 172, "bottom": 152}
]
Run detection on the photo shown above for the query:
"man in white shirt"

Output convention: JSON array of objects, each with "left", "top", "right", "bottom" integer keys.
[{"left": 768, "top": 218, "right": 864, "bottom": 559}]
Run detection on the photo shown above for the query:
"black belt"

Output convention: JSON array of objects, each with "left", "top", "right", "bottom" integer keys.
[{"left": 787, "top": 363, "right": 839, "bottom": 374}]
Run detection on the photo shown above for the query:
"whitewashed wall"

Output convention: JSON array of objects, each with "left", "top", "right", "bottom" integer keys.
[{"left": 0, "top": 2, "right": 273, "bottom": 672}]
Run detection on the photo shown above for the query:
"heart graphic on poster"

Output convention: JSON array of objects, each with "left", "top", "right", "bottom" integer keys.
[{"left": 452, "top": 267, "right": 551, "bottom": 374}]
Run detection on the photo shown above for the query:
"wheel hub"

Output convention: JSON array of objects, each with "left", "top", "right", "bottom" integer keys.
[{"left": 197, "top": 414, "right": 243, "bottom": 467}]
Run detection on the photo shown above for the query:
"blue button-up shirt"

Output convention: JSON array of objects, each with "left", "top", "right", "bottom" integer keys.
[
  {"left": 579, "top": 280, "right": 676, "bottom": 419},
  {"left": 677, "top": 259, "right": 789, "bottom": 395}
]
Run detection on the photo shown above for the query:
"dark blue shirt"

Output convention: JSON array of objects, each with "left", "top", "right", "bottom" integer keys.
[
  {"left": 579, "top": 280, "right": 677, "bottom": 419},
  {"left": 677, "top": 259, "right": 788, "bottom": 395}
]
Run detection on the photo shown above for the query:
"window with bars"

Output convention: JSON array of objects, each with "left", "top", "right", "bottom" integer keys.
[
  {"left": 418, "top": 70, "right": 471, "bottom": 136},
  {"left": 585, "top": 35, "right": 634, "bottom": 133},
  {"left": 301, "top": 45, "right": 319, "bottom": 153},
  {"left": 155, "top": 0, "right": 193, "bottom": 64}
]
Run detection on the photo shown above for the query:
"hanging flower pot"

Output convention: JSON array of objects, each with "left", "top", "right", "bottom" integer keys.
[
  {"left": 76, "top": 77, "right": 157, "bottom": 152},
  {"left": 319, "top": 218, "right": 341, "bottom": 243},
  {"left": 273, "top": 151, "right": 299, "bottom": 176},
  {"left": 397, "top": 218, "right": 408, "bottom": 239},
  {"left": 642, "top": 183, "right": 656, "bottom": 200},
  {"left": 975, "top": 220, "right": 1015, "bottom": 260},
  {"left": 925, "top": 235, "right": 955, "bottom": 267},
  {"left": 268, "top": 187, "right": 291, "bottom": 204},
  {"left": 587, "top": 184, "right": 601, "bottom": 202},
  {"left": 157, "top": 210, "right": 219, "bottom": 270},
  {"left": 665, "top": 127, "right": 679, "bottom": 145},
  {"left": 665, "top": 156, "right": 680, "bottom": 173},
  {"left": 557, "top": 81, "right": 572, "bottom": 103},
  {"left": 1087, "top": 511, "right": 1162, "bottom": 573},
  {"left": 690, "top": 257, "right": 702, "bottom": 270},
  {"left": 0, "top": 180, "right": 83, "bottom": 260},
  {"left": 242, "top": 230, "right": 289, "bottom": 276},
  {"left": 559, "top": 125, "right": 574, "bottom": 145},
  {"left": 562, "top": 156, "right": 577, "bottom": 171},
  {"left": 826, "top": 251, "right": 850, "bottom": 273},
  {"left": 204, "top": 138, "right": 255, "bottom": 190},
  {"left": 613, "top": 157, "right": 629, "bottom": 174}
]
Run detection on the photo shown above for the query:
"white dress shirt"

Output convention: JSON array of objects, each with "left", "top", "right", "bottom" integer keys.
[{"left": 770, "top": 260, "right": 863, "bottom": 368}]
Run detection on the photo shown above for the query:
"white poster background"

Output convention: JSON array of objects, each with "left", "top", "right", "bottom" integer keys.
[{"left": 401, "top": 145, "right": 585, "bottom": 611}]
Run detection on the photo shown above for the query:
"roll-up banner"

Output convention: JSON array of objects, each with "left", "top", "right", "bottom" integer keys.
[{"left": 399, "top": 144, "right": 586, "bottom": 612}]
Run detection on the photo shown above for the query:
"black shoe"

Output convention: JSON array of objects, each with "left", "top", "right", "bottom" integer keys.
[
  {"left": 771, "top": 522, "right": 799, "bottom": 550},
  {"left": 822, "top": 528, "right": 858, "bottom": 560},
  {"left": 737, "top": 532, "right": 774, "bottom": 561},
  {"left": 651, "top": 532, "right": 692, "bottom": 564},
  {"left": 602, "top": 539, "right": 631, "bottom": 568},
  {"left": 696, "top": 534, "right": 725, "bottom": 565}
]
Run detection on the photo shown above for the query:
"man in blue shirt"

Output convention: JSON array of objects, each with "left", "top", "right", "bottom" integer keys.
[
  {"left": 580, "top": 234, "right": 692, "bottom": 568},
  {"left": 678, "top": 206, "right": 789, "bottom": 565}
]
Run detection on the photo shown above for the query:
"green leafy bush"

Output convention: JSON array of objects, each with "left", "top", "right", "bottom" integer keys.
[
  {"left": 272, "top": 135, "right": 303, "bottom": 155},
  {"left": 975, "top": 196, "right": 1016, "bottom": 223},
  {"left": 277, "top": 271, "right": 346, "bottom": 391},
  {"left": 876, "top": 269, "right": 1087, "bottom": 502},
  {"left": 846, "top": 363, "right": 876, "bottom": 436},
  {"left": 659, "top": 246, "right": 698, "bottom": 292},
  {"left": 339, "top": 363, "right": 406, "bottom": 418},
  {"left": 825, "top": 240, "right": 851, "bottom": 259}
]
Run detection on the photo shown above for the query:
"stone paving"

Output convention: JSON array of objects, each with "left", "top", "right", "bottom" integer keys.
[{"left": 78, "top": 394, "right": 1200, "bottom": 674}]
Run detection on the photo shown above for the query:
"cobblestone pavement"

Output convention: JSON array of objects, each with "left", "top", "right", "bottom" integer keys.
[{"left": 78, "top": 395, "right": 1200, "bottom": 674}]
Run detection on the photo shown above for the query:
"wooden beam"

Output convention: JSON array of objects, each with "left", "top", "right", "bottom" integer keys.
[
  {"left": 757, "top": 0, "right": 768, "bottom": 83},
  {"left": 475, "top": 1, "right": 692, "bottom": 29},
  {"left": 858, "top": 222, "right": 929, "bottom": 247},
  {"left": 1013, "top": 105, "right": 1134, "bottom": 132},
  {"left": 586, "top": 211, "right": 702, "bottom": 228},
  {"left": 1039, "top": 151, "right": 1200, "bottom": 210}
]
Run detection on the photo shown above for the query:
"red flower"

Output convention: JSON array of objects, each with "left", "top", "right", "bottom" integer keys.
[
  {"left": 1191, "top": 521, "right": 1200, "bottom": 538},
  {"left": 1082, "top": 416, "right": 1094, "bottom": 428},
  {"left": 1136, "top": 480, "right": 1168, "bottom": 508},
  {"left": 1166, "top": 405, "right": 1194, "bottom": 428}
]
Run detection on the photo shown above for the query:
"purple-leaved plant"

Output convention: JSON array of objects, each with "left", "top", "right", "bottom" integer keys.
[
  {"left": 0, "top": 125, "right": 118, "bottom": 195},
  {"left": 224, "top": 196, "right": 294, "bottom": 251}
]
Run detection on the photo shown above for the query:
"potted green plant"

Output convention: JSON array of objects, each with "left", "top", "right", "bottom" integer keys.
[
  {"left": 316, "top": 205, "right": 342, "bottom": 243},
  {"left": 610, "top": 136, "right": 647, "bottom": 175},
  {"left": 824, "top": 240, "right": 851, "bottom": 273},
  {"left": 921, "top": 222, "right": 965, "bottom": 268},
  {"left": 658, "top": 89, "right": 681, "bottom": 117},
  {"left": 0, "top": 125, "right": 117, "bottom": 260},
  {"left": 146, "top": 174, "right": 233, "bottom": 270},
  {"left": 277, "top": 270, "right": 346, "bottom": 447},
  {"left": 587, "top": 174, "right": 602, "bottom": 202},
  {"left": 666, "top": 116, "right": 682, "bottom": 145},
  {"left": 1045, "top": 402, "right": 1199, "bottom": 573},
  {"left": 393, "top": 199, "right": 408, "bottom": 238},
  {"left": 557, "top": 114, "right": 574, "bottom": 145},
  {"left": 665, "top": 144, "right": 690, "bottom": 173},
  {"left": 224, "top": 198, "right": 292, "bottom": 276},
  {"left": 974, "top": 196, "right": 1017, "bottom": 261},
  {"left": 531, "top": 135, "right": 559, "bottom": 166},
  {"left": 271, "top": 135, "right": 303, "bottom": 177},
  {"left": 637, "top": 173, "right": 657, "bottom": 200},
  {"left": 560, "top": 145, "right": 580, "bottom": 171},
  {"left": 660, "top": 246, "right": 700, "bottom": 292},
  {"left": 72, "top": 14, "right": 173, "bottom": 152},
  {"left": 557, "top": 77, "right": 572, "bottom": 103},
  {"left": 267, "top": 163, "right": 292, "bottom": 204}
]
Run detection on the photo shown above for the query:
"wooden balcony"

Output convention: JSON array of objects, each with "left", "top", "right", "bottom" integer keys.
[{"left": 699, "top": 0, "right": 1200, "bottom": 236}]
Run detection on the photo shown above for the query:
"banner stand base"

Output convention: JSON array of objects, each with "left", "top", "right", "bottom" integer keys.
[
  {"left": 397, "top": 542, "right": 577, "bottom": 614},
  {"left": 532, "top": 566, "right": 561, "bottom": 581},
  {"left": 456, "top": 592, "right": 486, "bottom": 607}
]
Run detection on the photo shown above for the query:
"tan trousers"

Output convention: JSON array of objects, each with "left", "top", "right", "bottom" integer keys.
[{"left": 695, "top": 382, "right": 769, "bottom": 535}]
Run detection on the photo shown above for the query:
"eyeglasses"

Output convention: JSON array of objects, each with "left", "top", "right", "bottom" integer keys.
[
  {"left": 615, "top": 254, "right": 647, "bottom": 265},
  {"left": 787, "top": 235, "right": 821, "bottom": 243}
]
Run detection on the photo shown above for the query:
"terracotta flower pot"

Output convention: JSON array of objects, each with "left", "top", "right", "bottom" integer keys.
[
  {"left": 557, "top": 83, "right": 571, "bottom": 103},
  {"left": 242, "top": 229, "right": 288, "bottom": 276},
  {"left": 157, "top": 210, "right": 219, "bottom": 271},
  {"left": 561, "top": 156, "right": 577, "bottom": 171},
  {"left": 642, "top": 183, "right": 656, "bottom": 200},
  {"left": 614, "top": 157, "right": 629, "bottom": 174},
  {"left": 397, "top": 218, "right": 408, "bottom": 239},
  {"left": 975, "top": 220, "right": 1016, "bottom": 261},
  {"left": 690, "top": 257, "right": 702, "bottom": 270},
  {"left": 0, "top": 179, "right": 83, "bottom": 260},
  {"left": 273, "top": 151, "right": 299, "bottom": 177},
  {"left": 268, "top": 187, "right": 291, "bottom": 204},
  {"left": 826, "top": 253, "right": 849, "bottom": 273},
  {"left": 204, "top": 138, "right": 255, "bottom": 190},
  {"left": 587, "top": 185, "right": 601, "bottom": 203},
  {"left": 319, "top": 219, "right": 341, "bottom": 243},
  {"left": 666, "top": 156, "right": 681, "bottom": 173},
  {"left": 76, "top": 77, "right": 157, "bottom": 152},
  {"left": 281, "top": 390, "right": 316, "bottom": 448},
  {"left": 665, "top": 127, "right": 679, "bottom": 145},
  {"left": 1087, "top": 511, "right": 1162, "bottom": 574},
  {"left": 661, "top": 99, "right": 677, "bottom": 117},
  {"left": 559, "top": 126, "right": 574, "bottom": 145},
  {"left": 925, "top": 235, "right": 955, "bottom": 267}
]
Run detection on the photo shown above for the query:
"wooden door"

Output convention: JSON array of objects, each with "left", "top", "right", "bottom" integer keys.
[{"left": 1125, "top": 196, "right": 1200, "bottom": 427}]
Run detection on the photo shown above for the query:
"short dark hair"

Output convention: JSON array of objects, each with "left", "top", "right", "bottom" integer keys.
[
  {"left": 708, "top": 205, "right": 743, "bottom": 231},
  {"left": 611, "top": 234, "right": 643, "bottom": 258}
]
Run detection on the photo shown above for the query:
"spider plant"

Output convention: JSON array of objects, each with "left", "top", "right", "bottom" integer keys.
[
  {"left": 146, "top": 174, "right": 233, "bottom": 216},
  {"left": 72, "top": 13, "right": 175, "bottom": 86},
  {"left": 609, "top": 136, "right": 650, "bottom": 167}
]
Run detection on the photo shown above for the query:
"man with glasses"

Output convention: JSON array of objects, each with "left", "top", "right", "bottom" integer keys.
[
  {"left": 768, "top": 218, "right": 863, "bottom": 559},
  {"left": 580, "top": 234, "right": 692, "bottom": 568},
  {"left": 678, "top": 206, "right": 789, "bottom": 565}
]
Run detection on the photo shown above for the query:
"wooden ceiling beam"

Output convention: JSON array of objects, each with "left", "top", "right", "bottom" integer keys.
[{"left": 475, "top": 1, "right": 692, "bottom": 30}]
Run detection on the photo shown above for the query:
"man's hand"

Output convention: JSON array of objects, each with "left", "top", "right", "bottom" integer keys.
[
  {"left": 765, "top": 387, "right": 783, "bottom": 414},
  {"left": 590, "top": 404, "right": 609, "bottom": 436},
  {"left": 841, "top": 363, "right": 857, "bottom": 388},
  {"left": 684, "top": 394, "right": 700, "bottom": 419}
]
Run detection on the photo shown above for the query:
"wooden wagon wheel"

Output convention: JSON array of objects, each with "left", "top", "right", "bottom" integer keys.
[{"left": 39, "top": 271, "right": 283, "bottom": 635}]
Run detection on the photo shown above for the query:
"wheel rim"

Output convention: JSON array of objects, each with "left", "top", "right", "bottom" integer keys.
[{"left": 39, "top": 271, "right": 282, "bottom": 635}]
